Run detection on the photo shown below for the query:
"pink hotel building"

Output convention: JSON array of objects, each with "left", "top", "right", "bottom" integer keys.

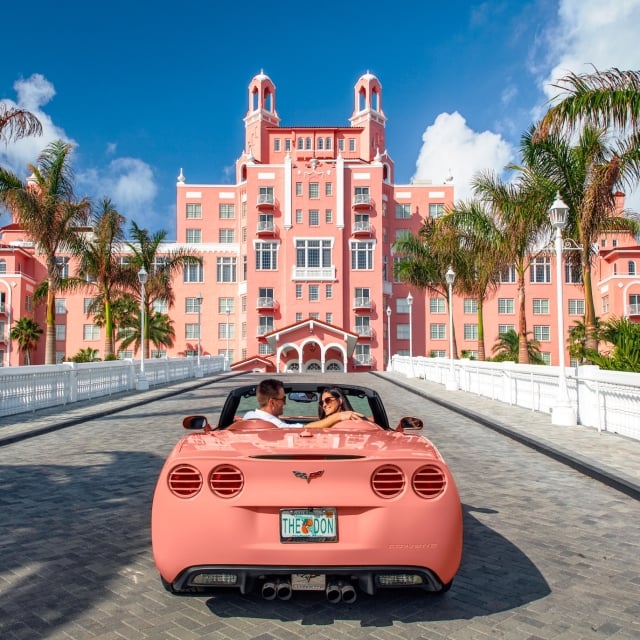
[{"left": 1, "top": 71, "right": 640, "bottom": 369}]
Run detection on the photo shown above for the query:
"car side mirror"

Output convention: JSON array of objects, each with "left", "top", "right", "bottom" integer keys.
[
  {"left": 395, "top": 416, "right": 424, "bottom": 432},
  {"left": 182, "top": 415, "right": 210, "bottom": 430}
]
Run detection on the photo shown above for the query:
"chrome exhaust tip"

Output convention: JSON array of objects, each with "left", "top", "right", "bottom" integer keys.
[
  {"left": 276, "top": 580, "right": 293, "bottom": 600},
  {"left": 261, "top": 581, "right": 277, "bottom": 600},
  {"left": 325, "top": 582, "right": 342, "bottom": 603},
  {"left": 340, "top": 583, "right": 357, "bottom": 604}
]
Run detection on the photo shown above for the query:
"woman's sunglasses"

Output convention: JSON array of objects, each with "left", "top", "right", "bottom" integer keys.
[{"left": 320, "top": 396, "right": 338, "bottom": 406}]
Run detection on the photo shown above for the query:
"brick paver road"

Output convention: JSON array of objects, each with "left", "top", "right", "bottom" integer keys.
[{"left": 1, "top": 373, "right": 639, "bottom": 639}]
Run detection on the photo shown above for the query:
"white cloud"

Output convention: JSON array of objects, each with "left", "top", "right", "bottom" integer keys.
[{"left": 412, "top": 112, "right": 513, "bottom": 202}]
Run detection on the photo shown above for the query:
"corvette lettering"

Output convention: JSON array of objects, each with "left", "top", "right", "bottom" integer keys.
[{"left": 293, "top": 470, "right": 324, "bottom": 483}]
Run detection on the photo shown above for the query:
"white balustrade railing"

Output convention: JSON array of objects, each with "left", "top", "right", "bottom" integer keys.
[
  {"left": 391, "top": 355, "right": 640, "bottom": 442},
  {"left": 0, "top": 355, "right": 227, "bottom": 418}
]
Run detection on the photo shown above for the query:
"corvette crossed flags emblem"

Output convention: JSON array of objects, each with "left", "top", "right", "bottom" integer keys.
[{"left": 293, "top": 470, "right": 324, "bottom": 483}]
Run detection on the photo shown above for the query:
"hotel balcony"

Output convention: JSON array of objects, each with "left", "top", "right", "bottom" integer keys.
[
  {"left": 354, "top": 326, "right": 374, "bottom": 339},
  {"left": 256, "top": 297, "right": 275, "bottom": 310},
  {"left": 353, "top": 354, "right": 374, "bottom": 367},
  {"left": 292, "top": 266, "right": 336, "bottom": 281},
  {"left": 352, "top": 194, "right": 373, "bottom": 209},
  {"left": 352, "top": 221, "right": 373, "bottom": 236},
  {"left": 257, "top": 193, "right": 275, "bottom": 209},
  {"left": 256, "top": 220, "right": 277, "bottom": 236},
  {"left": 256, "top": 325, "right": 274, "bottom": 337},
  {"left": 353, "top": 297, "right": 372, "bottom": 310},
  {"left": 629, "top": 303, "right": 640, "bottom": 316}
]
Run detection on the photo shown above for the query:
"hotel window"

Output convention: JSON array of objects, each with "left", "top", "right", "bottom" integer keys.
[
  {"left": 540, "top": 352, "right": 551, "bottom": 365},
  {"left": 568, "top": 299, "right": 585, "bottom": 315},
  {"left": 325, "top": 182, "right": 333, "bottom": 196},
  {"left": 296, "top": 312, "right": 303, "bottom": 322},
  {"left": 464, "top": 324, "right": 478, "bottom": 340},
  {"left": 533, "top": 298, "right": 549, "bottom": 314},
  {"left": 530, "top": 257, "right": 551, "bottom": 283},
  {"left": 153, "top": 300, "right": 168, "bottom": 313},
  {"left": 325, "top": 137, "right": 332, "bottom": 149},
  {"left": 533, "top": 325, "right": 550, "bottom": 342},
  {"left": 296, "top": 285, "right": 303, "bottom": 299},
  {"left": 241, "top": 296, "right": 246, "bottom": 312},
  {"left": 185, "top": 324, "right": 200, "bottom": 340},
  {"left": 219, "top": 298, "right": 234, "bottom": 313},
  {"left": 82, "top": 325, "right": 100, "bottom": 340},
  {"left": 241, "top": 322, "right": 247, "bottom": 339},
  {"left": 185, "top": 297, "right": 200, "bottom": 313},
  {"left": 463, "top": 299, "right": 477, "bottom": 314},
  {"left": 219, "top": 204, "right": 235, "bottom": 219},
  {"left": 397, "top": 323, "right": 410, "bottom": 339},
  {"left": 186, "top": 203, "right": 202, "bottom": 218},
  {"left": 184, "top": 260, "right": 204, "bottom": 283},
  {"left": 55, "top": 299, "right": 67, "bottom": 314},
  {"left": 629, "top": 261, "right": 636, "bottom": 276},
  {"left": 296, "top": 182, "right": 303, "bottom": 196},
  {"left": 326, "top": 312, "right": 333, "bottom": 323},
  {"left": 285, "top": 138, "right": 291, "bottom": 151},
  {"left": 274, "top": 138, "right": 281, "bottom": 151},
  {"left": 56, "top": 256, "right": 70, "bottom": 278},
  {"left": 498, "top": 298, "right": 514, "bottom": 314},
  {"left": 602, "top": 295, "right": 609, "bottom": 313},
  {"left": 309, "top": 209, "right": 320, "bottom": 226},
  {"left": 305, "top": 137, "right": 312, "bottom": 150},
  {"left": 498, "top": 324, "right": 515, "bottom": 335},
  {"left": 0, "top": 259, "right": 5, "bottom": 274},
  {"left": 430, "top": 323, "right": 446, "bottom": 339},
  {"left": 308, "top": 312, "right": 320, "bottom": 320},
  {"left": 241, "top": 201, "right": 247, "bottom": 218},
  {"left": 565, "top": 260, "right": 582, "bottom": 283},
  {"left": 296, "top": 239, "right": 332, "bottom": 269},
  {"left": 258, "top": 316, "right": 273, "bottom": 335},
  {"left": 309, "top": 285, "right": 319, "bottom": 301},
  {"left": 429, "top": 203, "right": 445, "bottom": 219},
  {"left": 395, "top": 229, "right": 411, "bottom": 242},
  {"left": 215, "top": 257, "right": 236, "bottom": 283},
  {"left": 395, "top": 203, "right": 411, "bottom": 219},
  {"left": 296, "top": 209, "right": 303, "bottom": 223},
  {"left": 242, "top": 226, "right": 247, "bottom": 242},
  {"left": 430, "top": 298, "right": 446, "bottom": 313},
  {"left": 83, "top": 298, "right": 95, "bottom": 314},
  {"left": 351, "top": 241, "right": 374, "bottom": 270},
  {"left": 255, "top": 242, "right": 278, "bottom": 270},
  {"left": 317, "top": 138, "right": 323, "bottom": 150},
  {"left": 297, "top": 138, "right": 304, "bottom": 150},
  {"left": 308, "top": 183, "right": 319, "bottom": 199},
  {"left": 54, "top": 324, "right": 65, "bottom": 341},
  {"left": 325, "top": 209, "right": 333, "bottom": 223},
  {"left": 219, "top": 229, "right": 235, "bottom": 243},
  {"left": 186, "top": 229, "right": 201, "bottom": 243},
  {"left": 219, "top": 322, "right": 236, "bottom": 339},
  {"left": 500, "top": 264, "right": 517, "bottom": 283},
  {"left": 348, "top": 138, "right": 356, "bottom": 151},
  {"left": 338, "top": 139, "right": 345, "bottom": 152},
  {"left": 325, "top": 284, "right": 333, "bottom": 298}
]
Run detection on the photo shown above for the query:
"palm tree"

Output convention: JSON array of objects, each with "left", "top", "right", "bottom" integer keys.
[
  {"left": 491, "top": 329, "right": 545, "bottom": 365},
  {"left": 535, "top": 67, "right": 640, "bottom": 140},
  {"left": 9, "top": 316, "right": 43, "bottom": 365},
  {"left": 0, "top": 104, "right": 42, "bottom": 144},
  {"left": 585, "top": 316, "right": 640, "bottom": 372},
  {"left": 472, "top": 151, "right": 553, "bottom": 364},
  {"left": 69, "top": 347, "right": 100, "bottom": 363},
  {"left": 61, "top": 198, "right": 128, "bottom": 359},
  {"left": 393, "top": 217, "right": 459, "bottom": 358},
  {"left": 118, "top": 311, "right": 175, "bottom": 355},
  {"left": 125, "top": 221, "right": 201, "bottom": 360},
  {"left": 440, "top": 200, "right": 507, "bottom": 360},
  {"left": 521, "top": 125, "right": 640, "bottom": 353},
  {"left": 0, "top": 140, "right": 91, "bottom": 364}
]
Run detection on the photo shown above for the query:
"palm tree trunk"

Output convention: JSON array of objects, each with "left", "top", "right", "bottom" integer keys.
[
  {"left": 582, "top": 256, "right": 598, "bottom": 354},
  {"left": 45, "top": 288, "right": 56, "bottom": 365},
  {"left": 517, "top": 270, "right": 529, "bottom": 364},
  {"left": 477, "top": 296, "right": 486, "bottom": 360},
  {"left": 103, "top": 300, "right": 114, "bottom": 358}
]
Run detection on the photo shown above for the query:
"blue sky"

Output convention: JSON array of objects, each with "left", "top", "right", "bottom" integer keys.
[{"left": 2, "top": 0, "right": 639, "bottom": 240}]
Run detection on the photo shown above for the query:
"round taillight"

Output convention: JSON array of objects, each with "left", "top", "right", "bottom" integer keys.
[
  {"left": 412, "top": 465, "right": 446, "bottom": 498},
  {"left": 168, "top": 464, "right": 203, "bottom": 498},
  {"left": 371, "top": 465, "right": 405, "bottom": 498},
  {"left": 209, "top": 464, "right": 244, "bottom": 498}
]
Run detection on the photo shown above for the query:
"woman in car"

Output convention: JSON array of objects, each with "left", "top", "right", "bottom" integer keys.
[{"left": 318, "top": 388, "right": 354, "bottom": 419}]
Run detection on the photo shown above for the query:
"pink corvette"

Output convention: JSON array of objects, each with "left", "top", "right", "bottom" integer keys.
[{"left": 151, "top": 382, "right": 463, "bottom": 602}]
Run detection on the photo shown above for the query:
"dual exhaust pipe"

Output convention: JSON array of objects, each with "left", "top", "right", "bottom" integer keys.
[{"left": 261, "top": 578, "right": 357, "bottom": 603}]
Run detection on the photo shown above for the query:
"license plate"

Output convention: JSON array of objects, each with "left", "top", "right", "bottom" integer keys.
[
  {"left": 280, "top": 508, "right": 338, "bottom": 543},
  {"left": 292, "top": 573, "right": 326, "bottom": 591}
]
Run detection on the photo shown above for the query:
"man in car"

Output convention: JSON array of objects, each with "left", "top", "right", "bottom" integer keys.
[{"left": 243, "top": 379, "right": 362, "bottom": 428}]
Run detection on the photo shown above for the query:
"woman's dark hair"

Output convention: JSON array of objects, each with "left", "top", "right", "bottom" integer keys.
[{"left": 318, "top": 387, "right": 353, "bottom": 418}]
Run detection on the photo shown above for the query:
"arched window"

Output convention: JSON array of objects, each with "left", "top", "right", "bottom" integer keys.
[
  {"left": 305, "top": 137, "right": 312, "bottom": 150},
  {"left": 297, "top": 137, "right": 304, "bottom": 150},
  {"left": 628, "top": 261, "right": 636, "bottom": 276},
  {"left": 325, "top": 137, "right": 332, "bottom": 150},
  {"left": 317, "top": 138, "right": 323, "bottom": 150}
]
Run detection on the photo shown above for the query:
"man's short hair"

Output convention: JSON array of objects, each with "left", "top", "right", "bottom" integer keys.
[{"left": 256, "top": 379, "right": 284, "bottom": 407}]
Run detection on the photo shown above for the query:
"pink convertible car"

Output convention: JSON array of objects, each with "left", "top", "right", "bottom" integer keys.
[{"left": 151, "top": 382, "right": 463, "bottom": 602}]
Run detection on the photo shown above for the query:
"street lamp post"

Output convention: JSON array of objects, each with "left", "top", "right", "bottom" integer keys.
[
  {"left": 225, "top": 306, "right": 230, "bottom": 370},
  {"left": 0, "top": 279, "right": 13, "bottom": 367},
  {"left": 445, "top": 265, "right": 458, "bottom": 391},
  {"left": 549, "top": 193, "right": 577, "bottom": 426},
  {"left": 386, "top": 305, "right": 392, "bottom": 370},
  {"left": 136, "top": 267, "right": 149, "bottom": 391},
  {"left": 195, "top": 293, "right": 203, "bottom": 378},
  {"left": 406, "top": 292, "right": 414, "bottom": 377}
]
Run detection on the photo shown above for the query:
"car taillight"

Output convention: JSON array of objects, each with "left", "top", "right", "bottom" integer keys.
[
  {"left": 168, "top": 464, "right": 203, "bottom": 498},
  {"left": 371, "top": 465, "right": 405, "bottom": 498},
  {"left": 209, "top": 464, "right": 244, "bottom": 498},
  {"left": 412, "top": 465, "right": 446, "bottom": 498}
]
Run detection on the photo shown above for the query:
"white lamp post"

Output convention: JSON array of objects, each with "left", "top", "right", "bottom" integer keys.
[
  {"left": 386, "top": 305, "right": 392, "bottom": 370},
  {"left": 445, "top": 265, "right": 458, "bottom": 391},
  {"left": 195, "top": 293, "right": 203, "bottom": 378},
  {"left": 136, "top": 267, "right": 149, "bottom": 391},
  {"left": 0, "top": 279, "right": 13, "bottom": 367},
  {"left": 406, "top": 292, "right": 414, "bottom": 377},
  {"left": 549, "top": 192, "right": 577, "bottom": 426},
  {"left": 225, "top": 306, "right": 231, "bottom": 370}
]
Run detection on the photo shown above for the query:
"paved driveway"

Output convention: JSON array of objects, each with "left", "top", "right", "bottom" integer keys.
[{"left": 1, "top": 374, "right": 639, "bottom": 639}]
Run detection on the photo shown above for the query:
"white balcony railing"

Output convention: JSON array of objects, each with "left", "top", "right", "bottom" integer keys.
[
  {"left": 353, "top": 354, "right": 373, "bottom": 366},
  {"left": 352, "top": 193, "right": 371, "bottom": 207},
  {"left": 256, "top": 220, "right": 275, "bottom": 233},
  {"left": 354, "top": 326, "right": 374, "bottom": 337},
  {"left": 353, "top": 221, "right": 371, "bottom": 233},
  {"left": 257, "top": 325, "right": 273, "bottom": 336},
  {"left": 353, "top": 297, "right": 372, "bottom": 309},
  {"left": 292, "top": 266, "right": 336, "bottom": 281},
  {"left": 629, "top": 303, "right": 640, "bottom": 315},
  {"left": 257, "top": 193, "right": 275, "bottom": 206},
  {"left": 256, "top": 297, "right": 275, "bottom": 308}
]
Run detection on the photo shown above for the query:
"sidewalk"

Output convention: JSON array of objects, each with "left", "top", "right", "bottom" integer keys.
[
  {"left": 374, "top": 372, "right": 640, "bottom": 501},
  {"left": 2, "top": 371, "right": 639, "bottom": 501}
]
